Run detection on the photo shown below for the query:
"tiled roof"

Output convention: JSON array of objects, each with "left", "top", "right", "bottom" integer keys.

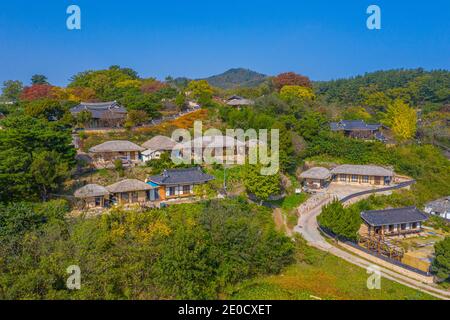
[
  {"left": 70, "top": 101, "right": 127, "bottom": 119},
  {"left": 330, "top": 120, "right": 381, "bottom": 131},
  {"left": 361, "top": 207, "right": 429, "bottom": 226},
  {"left": 148, "top": 167, "right": 214, "bottom": 185},
  {"left": 425, "top": 196, "right": 450, "bottom": 214}
]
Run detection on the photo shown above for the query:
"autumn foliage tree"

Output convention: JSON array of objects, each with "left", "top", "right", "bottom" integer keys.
[
  {"left": 383, "top": 99, "right": 417, "bottom": 142},
  {"left": 20, "top": 84, "right": 55, "bottom": 101},
  {"left": 273, "top": 72, "right": 312, "bottom": 91},
  {"left": 141, "top": 80, "right": 167, "bottom": 94}
]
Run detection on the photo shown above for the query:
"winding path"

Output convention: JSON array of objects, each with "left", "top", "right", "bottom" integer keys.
[{"left": 294, "top": 183, "right": 450, "bottom": 300}]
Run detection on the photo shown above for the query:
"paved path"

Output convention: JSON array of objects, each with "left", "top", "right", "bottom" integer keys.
[{"left": 294, "top": 186, "right": 450, "bottom": 300}]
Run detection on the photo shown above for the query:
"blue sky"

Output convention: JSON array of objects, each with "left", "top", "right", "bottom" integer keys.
[{"left": 0, "top": 0, "right": 449, "bottom": 86}]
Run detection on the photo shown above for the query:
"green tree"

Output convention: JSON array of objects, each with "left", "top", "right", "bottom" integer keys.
[
  {"left": 24, "top": 99, "right": 66, "bottom": 120},
  {"left": 317, "top": 200, "right": 361, "bottom": 241},
  {"left": 187, "top": 80, "right": 213, "bottom": 105},
  {"left": 75, "top": 110, "right": 93, "bottom": 128},
  {"left": 30, "top": 151, "right": 69, "bottom": 200},
  {"left": 243, "top": 165, "right": 281, "bottom": 202},
  {"left": 431, "top": 236, "right": 450, "bottom": 282},
  {"left": 1, "top": 80, "right": 23, "bottom": 101},
  {"left": 0, "top": 115, "right": 75, "bottom": 202},
  {"left": 31, "top": 74, "right": 49, "bottom": 85}
]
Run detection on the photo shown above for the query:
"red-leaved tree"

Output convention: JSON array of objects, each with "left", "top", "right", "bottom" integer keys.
[
  {"left": 273, "top": 72, "right": 312, "bottom": 91},
  {"left": 20, "top": 84, "right": 55, "bottom": 101},
  {"left": 141, "top": 80, "right": 167, "bottom": 94}
]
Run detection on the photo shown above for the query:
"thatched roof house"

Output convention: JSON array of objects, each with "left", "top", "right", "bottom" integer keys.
[
  {"left": 106, "top": 179, "right": 154, "bottom": 193},
  {"left": 331, "top": 165, "right": 393, "bottom": 177},
  {"left": 74, "top": 184, "right": 109, "bottom": 198},
  {"left": 300, "top": 167, "right": 331, "bottom": 180},
  {"left": 142, "top": 135, "right": 177, "bottom": 151},
  {"left": 226, "top": 96, "right": 255, "bottom": 106},
  {"left": 89, "top": 140, "right": 145, "bottom": 153}
]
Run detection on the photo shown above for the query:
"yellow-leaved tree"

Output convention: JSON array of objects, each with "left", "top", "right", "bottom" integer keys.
[
  {"left": 383, "top": 99, "right": 417, "bottom": 142},
  {"left": 279, "top": 85, "right": 315, "bottom": 103}
]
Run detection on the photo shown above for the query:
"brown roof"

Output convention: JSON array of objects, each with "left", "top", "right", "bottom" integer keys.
[
  {"left": 89, "top": 140, "right": 145, "bottom": 153},
  {"left": 106, "top": 179, "right": 154, "bottom": 193},
  {"left": 74, "top": 184, "right": 109, "bottom": 198},
  {"left": 300, "top": 167, "right": 331, "bottom": 180},
  {"left": 142, "top": 135, "right": 177, "bottom": 151},
  {"left": 331, "top": 165, "right": 394, "bottom": 177}
]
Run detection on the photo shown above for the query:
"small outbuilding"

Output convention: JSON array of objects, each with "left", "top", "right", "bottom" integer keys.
[
  {"left": 299, "top": 167, "right": 331, "bottom": 189},
  {"left": 361, "top": 207, "right": 429, "bottom": 237},
  {"left": 74, "top": 184, "right": 110, "bottom": 208}
]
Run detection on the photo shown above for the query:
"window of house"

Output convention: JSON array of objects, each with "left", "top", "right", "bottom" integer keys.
[
  {"left": 121, "top": 192, "right": 129, "bottom": 202},
  {"left": 340, "top": 174, "right": 347, "bottom": 182},
  {"left": 183, "top": 185, "right": 191, "bottom": 194},
  {"left": 362, "top": 175, "right": 369, "bottom": 183},
  {"left": 169, "top": 186, "right": 176, "bottom": 196},
  {"left": 412, "top": 222, "right": 418, "bottom": 229},
  {"left": 131, "top": 192, "right": 138, "bottom": 202},
  {"left": 352, "top": 175, "right": 358, "bottom": 182},
  {"left": 95, "top": 197, "right": 102, "bottom": 206},
  {"left": 389, "top": 225, "right": 394, "bottom": 232}
]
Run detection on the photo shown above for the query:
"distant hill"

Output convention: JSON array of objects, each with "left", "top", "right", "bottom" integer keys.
[{"left": 202, "top": 68, "right": 269, "bottom": 89}]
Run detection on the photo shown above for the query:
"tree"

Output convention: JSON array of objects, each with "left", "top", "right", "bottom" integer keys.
[
  {"left": 296, "top": 111, "right": 328, "bottom": 142},
  {"left": 431, "top": 237, "right": 450, "bottom": 282},
  {"left": 383, "top": 99, "right": 417, "bottom": 141},
  {"left": 175, "top": 93, "right": 187, "bottom": 110},
  {"left": 31, "top": 74, "right": 49, "bottom": 85},
  {"left": 279, "top": 85, "right": 315, "bottom": 104},
  {"left": 317, "top": 200, "right": 361, "bottom": 241},
  {"left": 75, "top": 110, "right": 93, "bottom": 128},
  {"left": 20, "top": 84, "right": 55, "bottom": 101},
  {"left": 24, "top": 99, "right": 66, "bottom": 120},
  {"left": 1, "top": 80, "right": 23, "bottom": 101},
  {"left": 0, "top": 115, "right": 75, "bottom": 202},
  {"left": 243, "top": 165, "right": 280, "bottom": 202},
  {"left": 187, "top": 80, "right": 213, "bottom": 105},
  {"left": 30, "top": 151, "right": 69, "bottom": 200},
  {"left": 273, "top": 72, "right": 312, "bottom": 91},
  {"left": 127, "top": 110, "right": 149, "bottom": 126},
  {"left": 141, "top": 79, "right": 167, "bottom": 94}
]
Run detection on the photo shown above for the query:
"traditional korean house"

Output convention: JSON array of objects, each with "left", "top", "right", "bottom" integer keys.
[
  {"left": 89, "top": 140, "right": 145, "bottom": 167},
  {"left": 141, "top": 135, "right": 177, "bottom": 162},
  {"left": 147, "top": 167, "right": 214, "bottom": 201},
  {"left": 177, "top": 135, "right": 246, "bottom": 163},
  {"left": 361, "top": 207, "right": 429, "bottom": 237},
  {"left": 299, "top": 167, "right": 331, "bottom": 190},
  {"left": 74, "top": 184, "right": 110, "bottom": 209},
  {"left": 330, "top": 120, "right": 385, "bottom": 142},
  {"left": 70, "top": 101, "right": 127, "bottom": 128},
  {"left": 226, "top": 96, "right": 255, "bottom": 107},
  {"left": 106, "top": 179, "right": 156, "bottom": 205},
  {"left": 331, "top": 164, "right": 394, "bottom": 186},
  {"left": 424, "top": 196, "right": 450, "bottom": 220}
]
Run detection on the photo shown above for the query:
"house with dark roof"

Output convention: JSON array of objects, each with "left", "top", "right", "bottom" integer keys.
[
  {"left": 70, "top": 101, "right": 127, "bottom": 128},
  {"left": 147, "top": 167, "right": 215, "bottom": 200},
  {"left": 330, "top": 120, "right": 386, "bottom": 142},
  {"left": 361, "top": 207, "right": 429, "bottom": 237}
]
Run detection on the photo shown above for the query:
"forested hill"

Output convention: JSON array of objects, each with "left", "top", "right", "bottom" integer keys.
[
  {"left": 314, "top": 69, "right": 450, "bottom": 107},
  {"left": 203, "top": 68, "right": 268, "bottom": 89}
]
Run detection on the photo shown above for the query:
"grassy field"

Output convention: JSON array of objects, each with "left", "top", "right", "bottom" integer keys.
[{"left": 228, "top": 243, "right": 437, "bottom": 300}]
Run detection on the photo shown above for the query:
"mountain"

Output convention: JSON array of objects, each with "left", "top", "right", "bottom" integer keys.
[{"left": 202, "top": 68, "right": 269, "bottom": 89}]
